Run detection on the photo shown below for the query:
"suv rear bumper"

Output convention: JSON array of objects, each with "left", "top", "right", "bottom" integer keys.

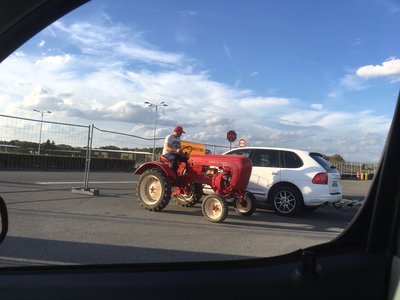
[{"left": 304, "top": 194, "right": 342, "bottom": 206}]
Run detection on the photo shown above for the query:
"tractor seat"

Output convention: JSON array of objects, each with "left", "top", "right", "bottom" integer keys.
[{"left": 160, "top": 155, "right": 171, "bottom": 165}]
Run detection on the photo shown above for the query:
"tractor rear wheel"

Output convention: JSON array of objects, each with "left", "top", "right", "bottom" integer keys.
[
  {"left": 174, "top": 183, "right": 203, "bottom": 207},
  {"left": 137, "top": 169, "right": 171, "bottom": 211},
  {"left": 201, "top": 194, "right": 228, "bottom": 223},
  {"left": 234, "top": 192, "right": 256, "bottom": 216}
]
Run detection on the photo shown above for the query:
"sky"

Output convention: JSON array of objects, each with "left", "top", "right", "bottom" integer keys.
[{"left": 1, "top": 0, "right": 400, "bottom": 162}]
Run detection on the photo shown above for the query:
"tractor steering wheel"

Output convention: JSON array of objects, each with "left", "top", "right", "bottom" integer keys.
[{"left": 180, "top": 145, "right": 194, "bottom": 156}]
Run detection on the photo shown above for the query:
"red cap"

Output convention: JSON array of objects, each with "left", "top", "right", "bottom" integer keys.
[{"left": 174, "top": 126, "right": 185, "bottom": 133}]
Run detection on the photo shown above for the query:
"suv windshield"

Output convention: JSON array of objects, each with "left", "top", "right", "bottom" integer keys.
[{"left": 0, "top": 0, "right": 393, "bottom": 267}]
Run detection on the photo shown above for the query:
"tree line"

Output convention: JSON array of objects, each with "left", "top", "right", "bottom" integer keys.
[{"left": 0, "top": 139, "right": 157, "bottom": 154}]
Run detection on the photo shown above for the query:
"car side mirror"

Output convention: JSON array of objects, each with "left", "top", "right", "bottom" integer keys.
[{"left": 0, "top": 196, "right": 8, "bottom": 245}]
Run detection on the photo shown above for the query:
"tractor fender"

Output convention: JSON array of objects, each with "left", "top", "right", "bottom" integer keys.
[{"left": 134, "top": 162, "right": 176, "bottom": 179}]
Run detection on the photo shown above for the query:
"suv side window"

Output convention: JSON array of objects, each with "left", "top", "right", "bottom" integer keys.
[
  {"left": 227, "top": 149, "right": 251, "bottom": 158},
  {"left": 310, "top": 153, "right": 338, "bottom": 173},
  {"left": 252, "top": 149, "right": 280, "bottom": 167},
  {"left": 283, "top": 151, "right": 303, "bottom": 168}
]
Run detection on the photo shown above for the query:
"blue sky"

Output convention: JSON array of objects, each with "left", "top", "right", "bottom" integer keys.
[{"left": 1, "top": 0, "right": 400, "bottom": 161}]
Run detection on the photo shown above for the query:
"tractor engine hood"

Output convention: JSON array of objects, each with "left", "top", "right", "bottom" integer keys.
[{"left": 188, "top": 154, "right": 252, "bottom": 191}]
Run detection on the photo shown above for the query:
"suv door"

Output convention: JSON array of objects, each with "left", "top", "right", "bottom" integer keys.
[
  {"left": 249, "top": 149, "right": 281, "bottom": 202},
  {"left": 279, "top": 150, "right": 304, "bottom": 182}
]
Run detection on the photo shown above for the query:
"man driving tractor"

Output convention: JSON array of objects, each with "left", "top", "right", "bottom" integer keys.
[
  {"left": 162, "top": 125, "right": 188, "bottom": 174},
  {"left": 136, "top": 124, "right": 255, "bottom": 223}
]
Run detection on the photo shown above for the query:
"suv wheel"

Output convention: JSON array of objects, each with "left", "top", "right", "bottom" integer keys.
[{"left": 271, "top": 185, "right": 303, "bottom": 216}]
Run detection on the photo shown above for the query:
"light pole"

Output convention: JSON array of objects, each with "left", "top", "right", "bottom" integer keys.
[
  {"left": 144, "top": 101, "right": 167, "bottom": 160},
  {"left": 33, "top": 109, "right": 51, "bottom": 155}
]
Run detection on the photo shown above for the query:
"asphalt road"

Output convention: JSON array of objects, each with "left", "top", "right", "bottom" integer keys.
[{"left": 0, "top": 172, "right": 372, "bottom": 267}]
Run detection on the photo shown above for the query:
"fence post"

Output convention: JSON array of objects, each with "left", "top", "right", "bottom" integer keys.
[
  {"left": 350, "top": 162, "right": 353, "bottom": 178},
  {"left": 72, "top": 124, "right": 99, "bottom": 196},
  {"left": 84, "top": 124, "right": 93, "bottom": 190}
]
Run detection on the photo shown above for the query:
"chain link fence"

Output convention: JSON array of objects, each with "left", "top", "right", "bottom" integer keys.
[
  {"left": 0, "top": 114, "right": 90, "bottom": 171},
  {"left": 0, "top": 115, "right": 231, "bottom": 191},
  {"left": 333, "top": 161, "right": 378, "bottom": 180},
  {"left": 0, "top": 114, "right": 377, "bottom": 190}
]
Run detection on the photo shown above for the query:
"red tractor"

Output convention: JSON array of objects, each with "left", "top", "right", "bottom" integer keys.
[{"left": 134, "top": 147, "right": 256, "bottom": 223}]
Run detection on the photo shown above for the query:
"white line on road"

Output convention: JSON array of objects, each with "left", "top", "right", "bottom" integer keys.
[
  {"left": 36, "top": 181, "right": 137, "bottom": 185},
  {"left": 0, "top": 256, "right": 78, "bottom": 266}
]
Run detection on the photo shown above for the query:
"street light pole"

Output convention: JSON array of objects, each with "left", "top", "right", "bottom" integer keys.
[
  {"left": 144, "top": 101, "right": 167, "bottom": 160},
  {"left": 33, "top": 109, "right": 51, "bottom": 155}
]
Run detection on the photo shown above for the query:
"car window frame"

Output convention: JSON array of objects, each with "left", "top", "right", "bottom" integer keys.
[
  {"left": 251, "top": 148, "right": 280, "bottom": 168},
  {"left": 282, "top": 150, "right": 303, "bottom": 169},
  {"left": 0, "top": 2, "right": 399, "bottom": 299},
  {"left": 310, "top": 153, "right": 336, "bottom": 173}
]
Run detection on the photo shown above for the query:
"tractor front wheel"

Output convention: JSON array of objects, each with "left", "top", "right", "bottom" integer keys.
[
  {"left": 137, "top": 169, "right": 171, "bottom": 211},
  {"left": 234, "top": 192, "right": 256, "bottom": 216},
  {"left": 201, "top": 194, "right": 228, "bottom": 223}
]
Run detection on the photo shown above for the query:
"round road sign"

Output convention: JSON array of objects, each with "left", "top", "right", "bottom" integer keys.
[
  {"left": 238, "top": 138, "right": 246, "bottom": 147},
  {"left": 227, "top": 130, "right": 237, "bottom": 143}
]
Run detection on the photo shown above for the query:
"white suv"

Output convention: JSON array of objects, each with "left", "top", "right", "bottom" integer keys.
[{"left": 223, "top": 147, "right": 342, "bottom": 216}]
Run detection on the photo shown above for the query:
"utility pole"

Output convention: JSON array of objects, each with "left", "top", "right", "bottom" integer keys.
[
  {"left": 144, "top": 101, "right": 167, "bottom": 160},
  {"left": 33, "top": 109, "right": 51, "bottom": 155}
]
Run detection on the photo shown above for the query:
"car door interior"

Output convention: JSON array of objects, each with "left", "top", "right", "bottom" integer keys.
[
  {"left": 0, "top": 1, "right": 399, "bottom": 299},
  {"left": 0, "top": 196, "right": 8, "bottom": 245}
]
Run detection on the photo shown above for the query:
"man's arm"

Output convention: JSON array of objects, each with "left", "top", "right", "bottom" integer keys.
[
  {"left": 164, "top": 143, "right": 177, "bottom": 153},
  {"left": 163, "top": 136, "right": 179, "bottom": 153}
]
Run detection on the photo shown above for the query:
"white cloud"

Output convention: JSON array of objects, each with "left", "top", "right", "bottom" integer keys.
[
  {"left": 223, "top": 43, "right": 232, "bottom": 59},
  {"left": 53, "top": 21, "right": 123, "bottom": 47},
  {"left": 380, "top": 0, "right": 400, "bottom": 13},
  {"left": 52, "top": 21, "right": 185, "bottom": 66},
  {"left": 35, "top": 54, "right": 72, "bottom": 67},
  {"left": 315, "top": 112, "right": 351, "bottom": 127},
  {"left": 0, "top": 17, "right": 392, "bottom": 162},
  {"left": 340, "top": 74, "right": 368, "bottom": 91},
  {"left": 234, "top": 78, "right": 242, "bottom": 89},
  {"left": 353, "top": 38, "right": 362, "bottom": 46},
  {"left": 327, "top": 90, "right": 341, "bottom": 99},
  {"left": 179, "top": 10, "right": 197, "bottom": 17},
  {"left": 280, "top": 110, "right": 325, "bottom": 126},
  {"left": 117, "top": 43, "right": 184, "bottom": 65},
  {"left": 356, "top": 58, "right": 400, "bottom": 78},
  {"left": 175, "top": 31, "right": 196, "bottom": 45},
  {"left": 239, "top": 97, "right": 291, "bottom": 110},
  {"left": 311, "top": 104, "right": 324, "bottom": 110},
  {"left": 1, "top": 50, "right": 391, "bottom": 161}
]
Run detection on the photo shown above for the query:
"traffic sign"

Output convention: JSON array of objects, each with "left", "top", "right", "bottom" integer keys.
[
  {"left": 226, "top": 130, "right": 237, "bottom": 143},
  {"left": 238, "top": 138, "right": 246, "bottom": 147}
]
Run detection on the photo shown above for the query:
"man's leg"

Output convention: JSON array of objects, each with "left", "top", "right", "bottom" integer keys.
[
  {"left": 163, "top": 153, "right": 179, "bottom": 174},
  {"left": 178, "top": 154, "right": 188, "bottom": 164},
  {"left": 177, "top": 154, "right": 188, "bottom": 174}
]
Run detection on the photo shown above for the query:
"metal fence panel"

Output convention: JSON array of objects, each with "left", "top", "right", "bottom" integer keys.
[
  {"left": 92, "top": 126, "right": 157, "bottom": 165},
  {"left": 334, "top": 161, "right": 378, "bottom": 179},
  {"left": 0, "top": 114, "right": 90, "bottom": 173},
  {"left": 1, "top": 114, "right": 378, "bottom": 190}
]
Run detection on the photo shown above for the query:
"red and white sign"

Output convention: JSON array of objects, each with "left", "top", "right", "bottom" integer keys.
[
  {"left": 238, "top": 138, "right": 246, "bottom": 148},
  {"left": 226, "top": 130, "right": 237, "bottom": 143}
]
